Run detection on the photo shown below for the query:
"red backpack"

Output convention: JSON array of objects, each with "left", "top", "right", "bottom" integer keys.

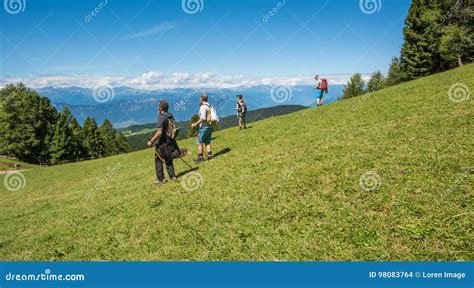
[{"left": 321, "top": 79, "right": 328, "bottom": 93}]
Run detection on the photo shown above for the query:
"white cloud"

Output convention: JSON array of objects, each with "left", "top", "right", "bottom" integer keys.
[
  {"left": 0, "top": 71, "right": 366, "bottom": 90},
  {"left": 122, "top": 21, "right": 178, "bottom": 40}
]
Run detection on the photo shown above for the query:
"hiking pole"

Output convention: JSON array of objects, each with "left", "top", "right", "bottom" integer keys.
[
  {"left": 153, "top": 148, "right": 165, "bottom": 163},
  {"left": 178, "top": 157, "right": 193, "bottom": 170},
  {"left": 153, "top": 147, "right": 193, "bottom": 170}
]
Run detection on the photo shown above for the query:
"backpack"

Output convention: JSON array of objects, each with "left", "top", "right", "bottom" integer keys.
[
  {"left": 237, "top": 101, "right": 247, "bottom": 113},
  {"left": 165, "top": 114, "right": 180, "bottom": 140},
  {"left": 321, "top": 79, "right": 329, "bottom": 93},
  {"left": 204, "top": 103, "right": 219, "bottom": 124}
]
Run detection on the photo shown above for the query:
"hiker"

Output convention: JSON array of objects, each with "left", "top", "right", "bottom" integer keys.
[
  {"left": 314, "top": 75, "right": 328, "bottom": 106},
  {"left": 147, "top": 100, "right": 178, "bottom": 184},
  {"left": 191, "top": 93, "right": 214, "bottom": 163},
  {"left": 236, "top": 94, "right": 247, "bottom": 130}
]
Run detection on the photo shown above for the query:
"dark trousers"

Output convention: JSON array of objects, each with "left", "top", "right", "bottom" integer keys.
[{"left": 155, "top": 147, "right": 176, "bottom": 181}]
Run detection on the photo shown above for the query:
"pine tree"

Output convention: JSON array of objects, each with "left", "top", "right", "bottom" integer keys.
[
  {"left": 49, "top": 108, "right": 74, "bottom": 164},
  {"left": 385, "top": 57, "right": 405, "bottom": 87},
  {"left": 83, "top": 117, "right": 104, "bottom": 159},
  {"left": 440, "top": 24, "right": 471, "bottom": 68},
  {"left": 99, "top": 119, "right": 118, "bottom": 156},
  {"left": 115, "top": 133, "right": 131, "bottom": 153},
  {"left": 70, "top": 118, "right": 87, "bottom": 161},
  {"left": 342, "top": 73, "right": 366, "bottom": 99},
  {"left": 400, "top": 0, "right": 443, "bottom": 80},
  {"left": 367, "top": 71, "right": 385, "bottom": 92},
  {"left": 0, "top": 83, "right": 57, "bottom": 164}
]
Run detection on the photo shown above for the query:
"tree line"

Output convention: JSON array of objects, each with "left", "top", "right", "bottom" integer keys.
[
  {"left": 342, "top": 0, "right": 473, "bottom": 99},
  {"left": 0, "top": 83, "right": 130, "bottom": 165}
]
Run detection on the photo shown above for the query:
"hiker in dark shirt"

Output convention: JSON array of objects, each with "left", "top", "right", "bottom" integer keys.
[
  {"left": 236, "top": 95, "right": 247, "bottom": 130},
  {"left": 147, "top": 100, "right": 177, "bottom": 184}
]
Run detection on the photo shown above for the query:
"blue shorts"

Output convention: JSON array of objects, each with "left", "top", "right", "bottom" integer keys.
[
  {"left": 314, "top": 90, "right": 324, "bottom": 99},
  {"left": 196, "top": 127, "right": 212, "bottom": 145}
]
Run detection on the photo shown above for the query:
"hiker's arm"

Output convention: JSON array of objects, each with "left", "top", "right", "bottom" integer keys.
[
  {"left": 192, "top": 118, "right": 204, "bottom": 128},
  {"left": 147, "top": 128, "right": 163, "bottom": 146},
  {"left": 192, "top": 105, "right": 207, "bottom": 128}
]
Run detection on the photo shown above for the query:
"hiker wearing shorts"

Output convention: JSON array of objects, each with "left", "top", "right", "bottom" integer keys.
[
  {"left": 191, "top": 93, "right": 213, "bottom": 163},
  {"left": 147, "top": 100, "right": 177, "bottom": 184},
  {"left": 314, "top": 75, "right": 324, "bottom": 106},
  {"left": 236, "top": 95, "right": 247, "bottom": 130}
]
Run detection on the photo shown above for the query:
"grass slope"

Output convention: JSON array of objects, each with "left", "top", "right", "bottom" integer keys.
[{"left": 0, "top": 65, "right": 473, "bottom": 261}]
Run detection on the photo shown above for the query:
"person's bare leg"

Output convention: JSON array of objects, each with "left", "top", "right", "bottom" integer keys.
[
  {"left": 198, "top": 144, "right": 203, "bottom": 155},
  {"left": 206, "top": 144, "right": 212, "bottom": 153}
]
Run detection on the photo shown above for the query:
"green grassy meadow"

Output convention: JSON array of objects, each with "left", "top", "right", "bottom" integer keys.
[{"left": 0, "top": 65, "right": 472, "bottom": 261}]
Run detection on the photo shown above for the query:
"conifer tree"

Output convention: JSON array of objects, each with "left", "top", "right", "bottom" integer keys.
[
  {"left": 342, "top": 73, "right": 366, "bottom": 99},
  {"left": 367, "top": 71, "right": 385, "bottom": 92},
  {"left": 50, "top": 108, "right": 74, "bottom": 164}
]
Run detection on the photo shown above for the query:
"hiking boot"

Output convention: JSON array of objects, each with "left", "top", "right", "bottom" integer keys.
[
  {"left": 169, "top": 177, "right": 177, "bottom": 181},
  {"left": 154, "top": 179, "right": 166, "bottom": 185},
  {"left": 207, "top": 154, "right": 213, "bottom": 160},
  {"left": 193, "top": 156, "right": 205, "bottom": 163}
]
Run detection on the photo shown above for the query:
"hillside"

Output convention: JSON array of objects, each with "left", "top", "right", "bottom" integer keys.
[
  {"left": 0, "top": 65, "right": 472, "bottom": 261},
  {"left": 124, "top": 105, "right": 308, "bottom": 151}
]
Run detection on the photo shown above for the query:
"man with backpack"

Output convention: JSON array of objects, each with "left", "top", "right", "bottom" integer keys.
[
  {"left": 314, "top": 75, "right": 328, "bottom": 106},
  {"left": 147, "top": 100, "right": 180, "bottom": 184},
  {"left": 191, "top": 93, "right": 215, "bottom": 163},
  {"left": 236, "top": 94, "right": 247, "bottom": 130}
]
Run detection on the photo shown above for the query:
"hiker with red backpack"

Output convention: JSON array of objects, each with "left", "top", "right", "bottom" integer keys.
[
  {"left": 314, "top": 75, "right": 328, "bottom": 106},
  {"left": 191, "top": 93, "right": 218, "bottom": 163}
]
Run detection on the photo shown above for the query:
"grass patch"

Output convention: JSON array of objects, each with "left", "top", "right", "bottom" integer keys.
[{"left": 0, "top": 65, "right": 473, "bottom": 260}]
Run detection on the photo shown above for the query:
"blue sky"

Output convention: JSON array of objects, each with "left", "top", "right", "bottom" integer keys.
[{"left": 0, "top": 0, "right": 411, "bottom": 88}]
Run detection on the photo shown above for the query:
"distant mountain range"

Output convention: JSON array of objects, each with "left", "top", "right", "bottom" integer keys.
[{"left": 36, "top": 85, "right": 344, "bottom": 128}]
